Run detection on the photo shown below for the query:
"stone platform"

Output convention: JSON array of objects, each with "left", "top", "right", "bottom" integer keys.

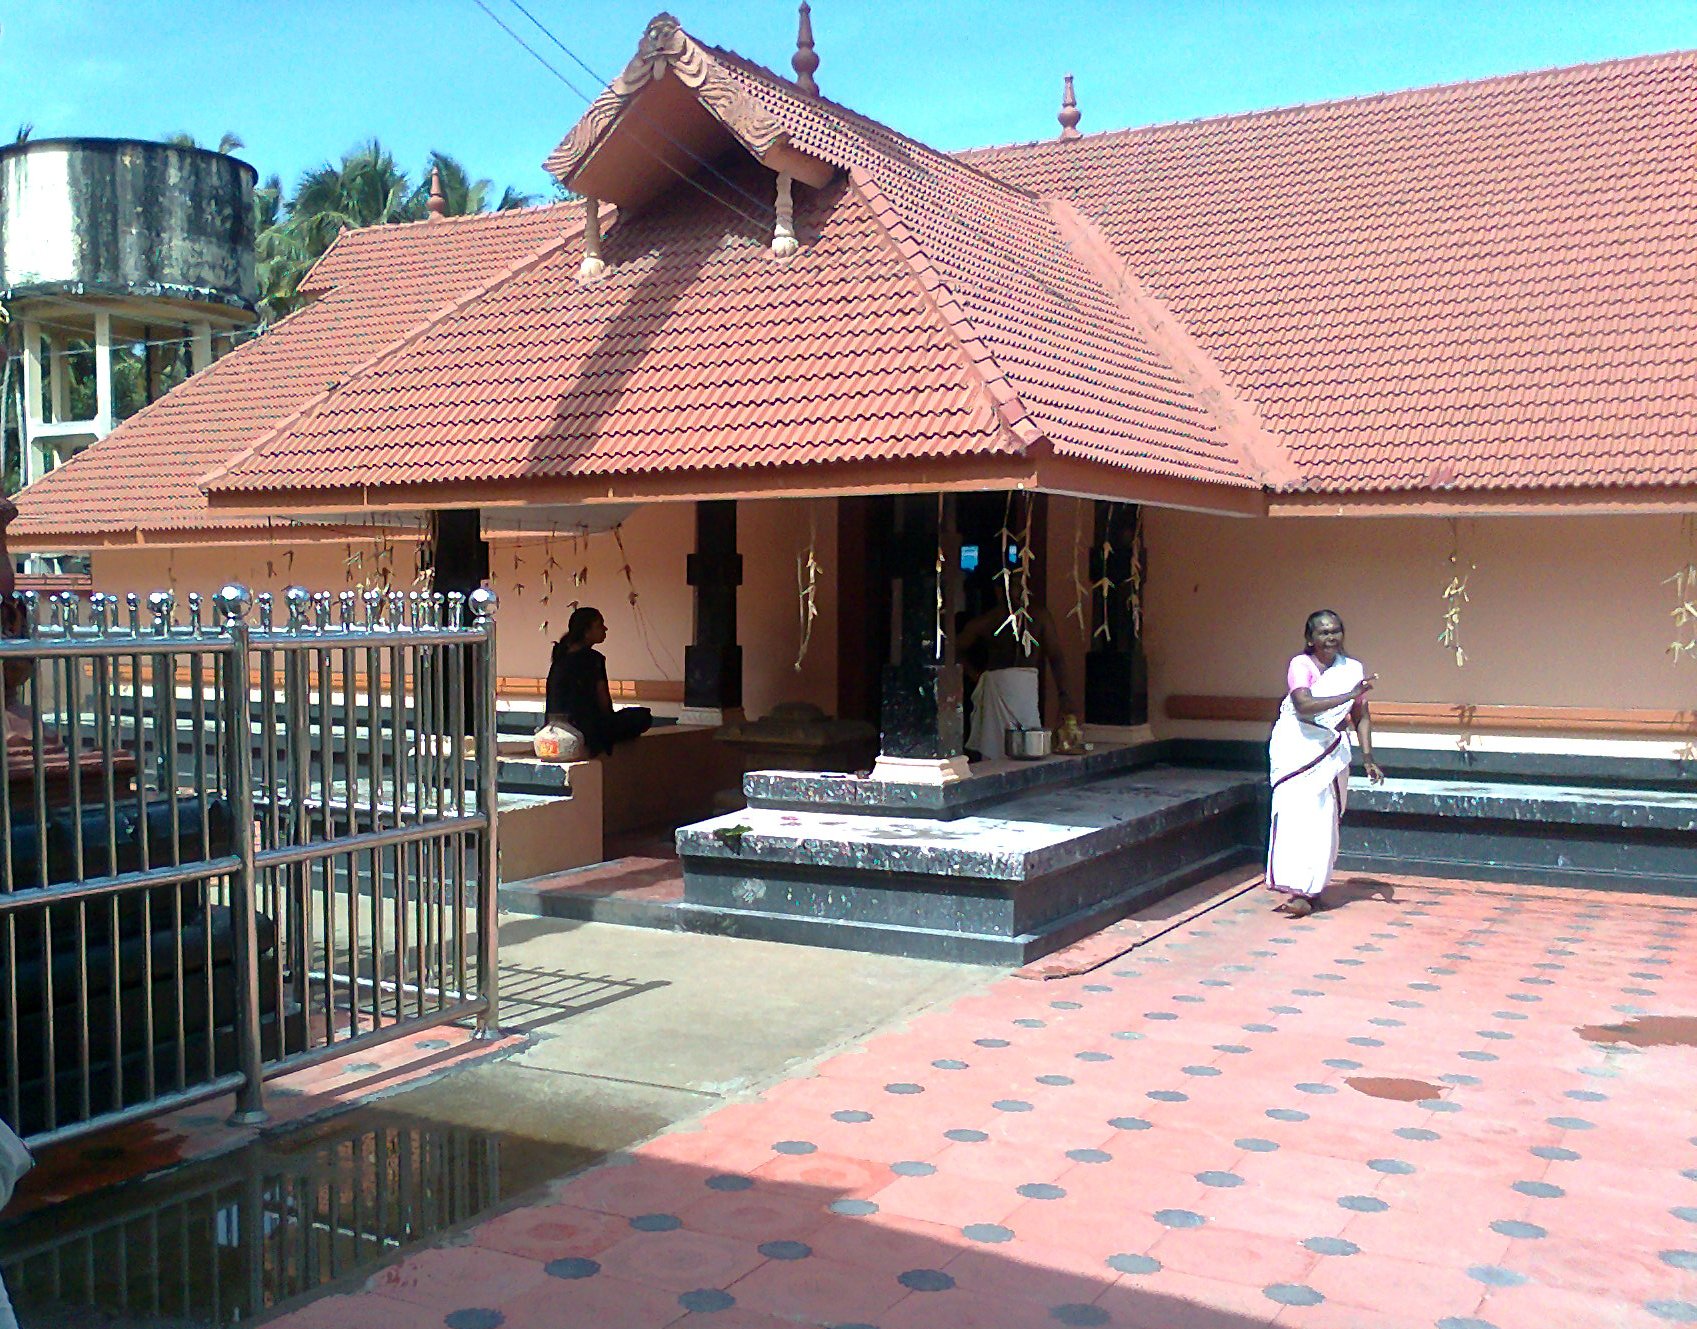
[
  {"left": 1341, "top": 775, "right": 1697, "bottom": 895},
  {"left": 675, "top": 765, "right": 1263, "bottom": 963}
]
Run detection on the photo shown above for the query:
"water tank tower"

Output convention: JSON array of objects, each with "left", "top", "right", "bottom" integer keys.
[{"left": 1, "top": 137, "right": 258, "bottom": 486}]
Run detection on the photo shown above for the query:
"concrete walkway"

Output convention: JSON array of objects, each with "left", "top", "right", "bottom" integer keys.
[{"left": 267, "top": 873, "right": 1697, "bottom": 1329}]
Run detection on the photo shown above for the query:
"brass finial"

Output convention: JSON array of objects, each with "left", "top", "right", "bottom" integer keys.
[
  {"left": 1058, "top": 74, "right": 1081, "bottom": 139},
  {"left": 792, "top": 1, "right": 820, "bottom": 96},
  {"left": 428, "top": 165, "right": 447, "bottom": 219}
]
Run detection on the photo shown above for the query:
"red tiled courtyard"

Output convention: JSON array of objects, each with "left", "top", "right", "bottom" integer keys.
[{"left": 267, "top": 872, "right": 1697, "bottom": 1329}]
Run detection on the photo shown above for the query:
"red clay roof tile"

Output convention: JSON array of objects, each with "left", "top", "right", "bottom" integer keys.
[
  {"left": 12, "top": 204, "right": 582, "bottom": 544},
  {"left": 962, "top": 49, "right": 1697, "bottom": 493}
]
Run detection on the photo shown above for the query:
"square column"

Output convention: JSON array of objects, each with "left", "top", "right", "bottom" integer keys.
[
  {"left": 1084, "top": 501, "right": 1149, "bottom": 731},
  {"left": 683, "top": 500, "right": 743, "bottom": 725},
  {"left": 872, "top": 494, "right": 967, "bottom": 783}
]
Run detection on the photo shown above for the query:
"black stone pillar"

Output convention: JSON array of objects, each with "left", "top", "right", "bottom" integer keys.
[
  {"left": 1084, "top": 501, "right": 1149, "bottom": 727},
  {"left": 685, "top": 500, "right": 743, "bottom": 712},
  {"left": 430, "top": 509, "right": 489, "bottom": 596},
  {"left": 879, "top": 495, "right": 964, "bottom": 760},
  {"left": 429, "top": 510, "right": 490, "bottom": 736}
]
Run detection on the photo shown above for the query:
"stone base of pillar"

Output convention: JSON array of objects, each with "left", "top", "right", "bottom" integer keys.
[
  {"left": 679, "top": 706, "right": 745, "bottom": 729},
  {"left": 1083, "top": 723, "right": 1156, "bottom": 746},
  {"left": 868, "top": 753, "right": 973, "bottom": 786}
]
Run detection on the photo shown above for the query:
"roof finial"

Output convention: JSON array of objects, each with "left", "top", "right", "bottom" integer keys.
[
  {"left": 792, "top": 1, "right": 820, "bottom": 96},
  {"left": 428, "top": 165, "right": 447, "bottom": 219},
  {"left": 1058, "top": 74, "right": 1082, "bottom": 139}
]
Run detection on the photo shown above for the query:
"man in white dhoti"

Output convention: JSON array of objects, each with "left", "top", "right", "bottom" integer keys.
[
  {"left": 1266, "top": 610, "right": 1382, "bottom": 916},
  {"left": 0, "top": 1118, "right": 31, "bottom": 1329},
  {"left": 958, "top": 592, "right": 1072, "bottom": 762}
]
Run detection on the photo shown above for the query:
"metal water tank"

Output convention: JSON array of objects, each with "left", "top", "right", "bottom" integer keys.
[{"left": 0, "top": 137, "right": 257, "bottom": 310}]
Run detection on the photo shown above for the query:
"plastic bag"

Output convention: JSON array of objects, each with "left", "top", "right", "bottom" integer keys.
[{"left": 533, "top": 721, "right": 587, "bottom": 762}]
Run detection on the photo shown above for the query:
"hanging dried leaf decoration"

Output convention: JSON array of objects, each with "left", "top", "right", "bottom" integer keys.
[
  {"left": 795, "top": 502, "right": 821, "bottom": 671},
  {"left": 995, "top": 491, "right": 1038, "bottom": 655},
  {"left": 1668, "top": 515, "right": 1697, "bottom": 662},
  {"left": 1126, "top": 509, "right": 1145, "bottom": 640},
  {"left": 1067, "top": 500, "right": 1091, "bottom": 634},
  {"left": 1439, "top": 518, "right": 1473, "bottom": 667},
  {"left": 613, "top": 524, "right": 640, "bottom": 608}
]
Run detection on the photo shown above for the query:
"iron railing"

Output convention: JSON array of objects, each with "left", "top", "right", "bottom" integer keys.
[{"left": 0, "top": 584, "right": 500, "bottom": 1147}]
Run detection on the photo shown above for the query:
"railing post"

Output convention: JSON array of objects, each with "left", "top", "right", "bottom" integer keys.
[
  {"left": 219, "top": 584, "right": 268, "bottom": 1124},
  {"left": 469, "top": 587, "right": 500, "bottom": 1038}
]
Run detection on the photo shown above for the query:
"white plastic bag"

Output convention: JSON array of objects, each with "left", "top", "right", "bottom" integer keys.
[{"left": 533, "top": 721, "right": 587, "bottom": 762}]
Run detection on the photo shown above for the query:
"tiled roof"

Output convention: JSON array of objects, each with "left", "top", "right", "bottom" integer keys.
[
  {"left": 206, "top": 162, "right": 1019, "bottom": 493},
  {"left": 962, "top": 50, "right": 1697, "bottom": 493},
  {"left": 209, "top": 31, "right": 1253, "bottom": 499},
  {"left": 11, "top": 204, "right": 582, "bottom": 544}
]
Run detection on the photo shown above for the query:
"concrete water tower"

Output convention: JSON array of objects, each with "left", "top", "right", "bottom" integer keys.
[{"left": 1, "top": 137, "right": 257, "bottom": 486}]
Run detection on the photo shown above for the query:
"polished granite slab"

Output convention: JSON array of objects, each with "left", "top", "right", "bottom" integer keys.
[
  {"left": 676, "top": 765, "right": 1263, "bottom": 962},
  {"left": 741, "top": 742, "right": 1163, "bottom": 818}
]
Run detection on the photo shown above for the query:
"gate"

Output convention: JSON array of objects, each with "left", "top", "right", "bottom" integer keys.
[{"left": 0, "top": 585, "right": 500, "bottom": 1146}]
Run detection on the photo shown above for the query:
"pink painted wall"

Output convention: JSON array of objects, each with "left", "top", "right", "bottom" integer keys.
[
  {"left": 90, "top": 540, "right": 411, "bottom": 616},
  {"left": 1141, "top": 509, "right": 1696, "bottom": 732},
  {"left": 489, "top": 497, "right": 838, "bottom": 717},
  {"left": 94, "top": 498, "right": 839, "bottom": 720}
]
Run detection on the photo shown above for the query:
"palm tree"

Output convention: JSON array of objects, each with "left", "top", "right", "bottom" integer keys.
[
  {"left": 410, "top": 151, "right": 539, "bottom": 216},
  {"left": 251, "top": 173, "right": 310, "bottom": 320},
  {"left": 288, "top": 139, "right": 415, "bottom": 255},
  {"left": 163, "top": 131, "right": 245, "bottom": 154}
]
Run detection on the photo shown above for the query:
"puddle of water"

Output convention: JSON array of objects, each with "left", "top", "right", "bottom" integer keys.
[
  {"left": 1576, "top": 1015, "right": 1697, "bottom": 1048},
  {"left": 0, "top": 1105, "right": 589, "bottom": 1327},
  {"left": 1345, "top": 1075, "right": 1445, "bottom": 1102}
]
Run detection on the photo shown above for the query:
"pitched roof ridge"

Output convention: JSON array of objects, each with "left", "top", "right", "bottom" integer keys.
[
  {"left": 1046, "top": 196, "right": 1299, "bottom": 491},
  {"left": 204, "top": 213, "right": 594, "bottom": 493},
  {"left": 703, "top": 42, "right": 1042, "bottom": 200},
  {"left": 299, "top": 200, "right": 583, "bottom": 294},
  {"left": 959, "top": 46, "right": 1697, "bottom": 159},
  {"left": 847, "top": 166, "right": 1046, "bottom": 455}
]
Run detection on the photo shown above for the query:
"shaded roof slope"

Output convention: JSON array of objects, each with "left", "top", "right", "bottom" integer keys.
[
  {"left": 963, "top": 50, "right": 1697, "bottom": 493},
  {"left": 12, "top": 204, "right": 582, "bottom": 544},
  {"left": 206, "top": 164, "right": 1019, "bottom": 494},
  {"left": 211, "top": 23, "right": 1254, "bottom": 499}
]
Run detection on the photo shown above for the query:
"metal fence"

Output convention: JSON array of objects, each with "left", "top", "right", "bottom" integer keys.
[{"left": 0, "top": 584, "right": 500, "bottom": 1146}]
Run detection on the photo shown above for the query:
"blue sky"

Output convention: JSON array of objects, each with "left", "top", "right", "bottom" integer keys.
[{"left": 5, "top": 1, "right": 1696, "bottom": 201}]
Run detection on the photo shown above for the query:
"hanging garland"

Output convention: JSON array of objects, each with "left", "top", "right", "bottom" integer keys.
[
  {"left": 795, "top": 501, "right": 821, "bottom": 671},
  {"left": 995, "top": 491, "right": 1037, "bottom": 655},
  {"left": 1439, "top": 517, "right": 1473, "bottom": 667},
  {"left": 1667, "top": 513, "right": 1697, "bottom": 663}
]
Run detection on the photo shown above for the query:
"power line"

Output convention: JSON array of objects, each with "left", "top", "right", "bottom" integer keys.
[
  {"left": 469, "top": 0, "right": 778, "bottom": 234},
  {"left": 502, "top": 0, "right": 777, "bottom": 223}
]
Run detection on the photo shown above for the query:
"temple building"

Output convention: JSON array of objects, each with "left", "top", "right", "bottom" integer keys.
[{"left": 11, "top": 12, "right": 1696, "bottom": 958}]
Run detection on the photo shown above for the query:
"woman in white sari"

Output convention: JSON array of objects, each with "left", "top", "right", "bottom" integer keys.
[{"left": 1266, "top": 610, "right": 1382, "bottom": 916}]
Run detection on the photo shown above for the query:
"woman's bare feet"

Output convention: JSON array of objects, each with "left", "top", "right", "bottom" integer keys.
[{"left": 1274, "top": 896, "right": 1314, "bottom": 917}]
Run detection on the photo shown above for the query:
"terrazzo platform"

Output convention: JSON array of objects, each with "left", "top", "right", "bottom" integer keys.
[
  {"left": 268, "top": 870, "right": 1697, "bottom": 1329},
  {"left": 1343, "top": 777, "right": 1697, "bottom": 895},
  {"left": 676, "top": 765, "right": 1263, "bottom": 963}
]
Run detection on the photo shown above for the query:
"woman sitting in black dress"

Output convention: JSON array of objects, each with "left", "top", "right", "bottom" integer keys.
[{"left": 545, "top": 607, "right": 653, "bottom": 756}]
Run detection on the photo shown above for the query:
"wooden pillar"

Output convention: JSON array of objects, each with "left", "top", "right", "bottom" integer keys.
[
  {"left": 872, "top": 494, "right": 967, "bottom": 783},
  {"left": 1084, "top": 501, "right": 1149, "bottom": 729},
  {"left": 683, "top": 500, "right": 742, "bottom": 722}
]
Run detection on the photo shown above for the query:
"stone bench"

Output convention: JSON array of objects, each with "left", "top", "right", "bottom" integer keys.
[{"left": 1340, "top": 776, "right": 1697, "bottom": 895}]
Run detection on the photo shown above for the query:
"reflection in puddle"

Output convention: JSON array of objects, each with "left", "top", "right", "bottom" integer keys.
[
  {"left": 1, "top": 1107, "right": 577, "bottom": 1327},
  {"left": 1576, "top": 1015, "right": 1697, "bottom": 1049}
]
